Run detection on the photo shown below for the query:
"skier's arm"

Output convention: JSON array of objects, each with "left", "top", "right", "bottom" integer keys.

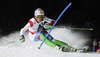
[
  {"left": 20, "top": 19, "right": 34, "bottom": 35},
  {"left": 44, "top": 17, "right": 55, "bottom": 29},
  {"left": 19, "top": 20, "right": 33, "bottom": 42},
  {"left": 20, "top": 23, "right": 30, "bottom": 36},
  {"left": 44, "top": 21, "right": 55, "bottom": 29},
  {"left": 18, "top": 23, "right": 30, "bottom": 43}
]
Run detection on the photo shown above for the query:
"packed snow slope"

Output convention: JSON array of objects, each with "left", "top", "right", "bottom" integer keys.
[{"left": 0, "top": 27, "right": 100, "bottom": 57}]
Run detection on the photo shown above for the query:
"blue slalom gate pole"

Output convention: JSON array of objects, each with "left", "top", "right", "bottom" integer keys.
[{"left": 38, "top": 3, "right": 72, "bottom": 49}]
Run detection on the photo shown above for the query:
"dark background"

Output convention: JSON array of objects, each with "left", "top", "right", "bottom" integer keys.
[{"left": 0, "top": 0, "right": 100, "bottom": 40}]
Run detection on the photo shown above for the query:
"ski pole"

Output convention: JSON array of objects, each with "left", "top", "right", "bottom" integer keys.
[
  {"left": 68, "top": 27, "right": 94, "bottom": 30},
  {"left": 38, "top": 3, "right": 72, "bottom": 49},
  {"left": 54, "top": 26, "right": 94, "bottom": 30},
  {"left": 0, "top": 40, "right": 18, "bottom": 46}
]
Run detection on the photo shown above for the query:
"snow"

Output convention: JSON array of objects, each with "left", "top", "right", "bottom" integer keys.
[{"left": 0, "top": 27, "right": 100, "bottom": 57}]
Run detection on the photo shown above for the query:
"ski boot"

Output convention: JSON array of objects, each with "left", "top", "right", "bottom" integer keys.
[
  {"left": 52, "top": 45, "right": 60, "bottom": 50},
  {"left": 59, "top": 46, "right": 79, "bottom": 52}
]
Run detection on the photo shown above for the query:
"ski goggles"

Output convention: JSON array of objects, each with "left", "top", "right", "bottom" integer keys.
[{"left": 36, "top": 15, "right": 44, "bottom": 19}]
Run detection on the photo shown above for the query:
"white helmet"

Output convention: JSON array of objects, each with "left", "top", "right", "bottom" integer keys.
[{"left": 34, "top": 8, "right": 45, "bottom": 19}]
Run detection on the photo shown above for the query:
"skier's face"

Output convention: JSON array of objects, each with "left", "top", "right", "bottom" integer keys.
[
  {"left": 36, "top": 15, "right": 44, "bottom": 22},
  {"left": 37, "top": 18, "right": 43, "bottom": 22}
]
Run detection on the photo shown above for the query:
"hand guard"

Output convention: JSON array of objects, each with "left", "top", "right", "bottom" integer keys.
[
  {"left": 44, "top": 23, "right": 52, "bottom": 29},
  {"left": 18, "top": 35, "right": 25, "bottom": 43}
]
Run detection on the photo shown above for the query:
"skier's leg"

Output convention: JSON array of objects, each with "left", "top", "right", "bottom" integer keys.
[
  {"left": 42, "top": 28, "right": 55, "bottom": 42},
  {"left": 40, "top": 29, "right": 78, "bottom": 52},
  {"left": 40, "top": 33, "right": 55, "bottom": 47},
  {"left": 42, "top": 31, "right": 78, "bottom": 52},
  {"left": 40, "top": 33, "right": 78, "bottom": 51},
  {"left": 54, "top": 40, "right": 78, "bottom": 52}
]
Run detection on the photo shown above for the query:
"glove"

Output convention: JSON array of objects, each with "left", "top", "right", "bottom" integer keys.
[
  {"left": 17, "top": 35, "right": 25, "bottom": 43},
  {"left": 44, "top": 23, "right": 52, "bottom": 29}
]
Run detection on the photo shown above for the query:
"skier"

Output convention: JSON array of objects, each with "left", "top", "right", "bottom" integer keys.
[{"left": 18, "top": 8, "right": 78, "bottom": 52}]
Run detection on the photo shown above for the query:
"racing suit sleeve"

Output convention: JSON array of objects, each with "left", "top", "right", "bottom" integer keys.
[
  {"left": 20, "top": 20, "right": 33, "bottom": 36},
  {"left": 20, "top": 23, "right": 30, "bottom": 36},
  {"left": 43, "top": 17, "right": 55, "bottom": 29},
  {"left": 44, "top": 17, "right": 55, "bottom": 25}
]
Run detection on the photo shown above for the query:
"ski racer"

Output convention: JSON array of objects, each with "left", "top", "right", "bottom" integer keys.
[{"left": 18, "top": 8, "right": 79, "bottom": 52}]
